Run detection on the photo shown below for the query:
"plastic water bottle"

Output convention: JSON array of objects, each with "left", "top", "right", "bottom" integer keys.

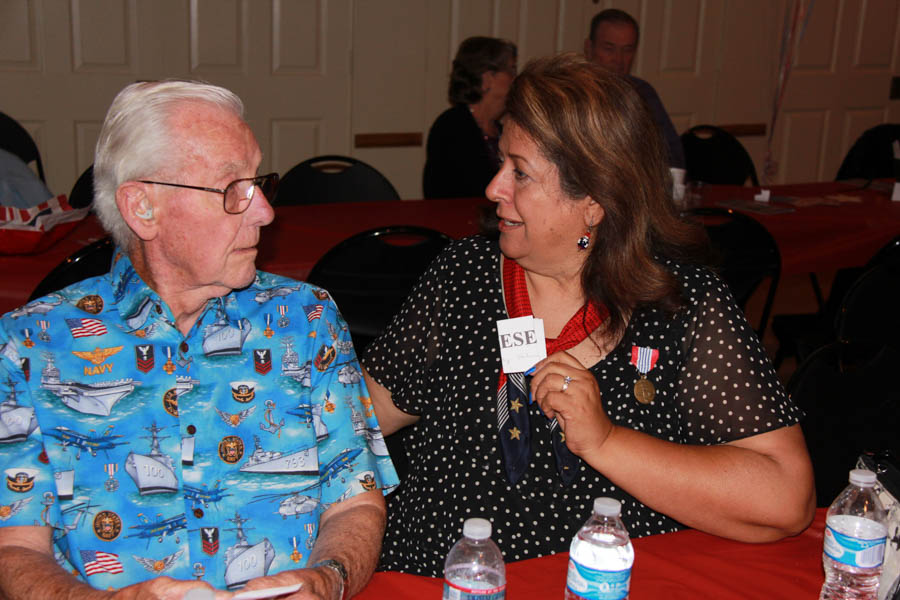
[
  {"left": 442, "top": 518, "right": 506, "bottom": 600},
  {"left": 565, "top": 497, "right": 634, "bottom": 600},
  {"left": 820, "top": 469, "right": 888, "bottom": 600}
]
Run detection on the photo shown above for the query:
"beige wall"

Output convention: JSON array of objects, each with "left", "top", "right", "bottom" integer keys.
[{"left": 1, "top": 0, "right": 898, "bottom": 199}]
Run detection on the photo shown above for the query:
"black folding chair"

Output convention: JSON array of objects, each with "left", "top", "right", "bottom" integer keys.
[
  {"left": 0, "top": 111, "right": 46, "bottom": 183},
  {"left": 28, "top": 237, "right": 115, "bottom": 301},
  {"left": 275, "top": 155, "right": 400, "bottom": 205},
  {"left": 835, "top": 123, "right": 900, "bottom": 181},
  {"left": 835, "top": 261, "right": 900, "bottom": 348},
  {"left": 788, "top": 341, "right": 900, "bottom": 506},
  {"left": 68, "top": 165, "right": 95, "bottom": 208},
  {"left": 306, "top": 225, "right": 451, "bottom": 353},
  {"left": 771, "top": 235, "right": 900, "bottom": 368},
  {"left": 681, "top": 125, "right": 759, "bottom": 186},
  {"left": 683, "top": 207, "right": 780, "bottom": 337}
]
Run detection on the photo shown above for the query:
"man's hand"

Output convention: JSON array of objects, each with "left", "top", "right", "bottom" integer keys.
[{"left": 111, "top": 577, "right": 230, "bottom": 600}]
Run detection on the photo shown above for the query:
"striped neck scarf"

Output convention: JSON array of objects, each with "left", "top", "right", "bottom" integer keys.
[{"left": 496, "top": 257, "right": 607, "bottom": 485}]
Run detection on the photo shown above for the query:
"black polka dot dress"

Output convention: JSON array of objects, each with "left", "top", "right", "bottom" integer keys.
[{"left": 364, "top": 236, "right": 802, "bottom": 577}]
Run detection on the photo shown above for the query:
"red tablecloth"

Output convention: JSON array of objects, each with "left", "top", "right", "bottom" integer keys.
[
  {"left": 0, "top": 197, "right": 490, "bottom": 315},
  {"left": 256, "top": 197, "right": 490, "bottom": 282},
  {"left": 3, "top": 182, "right": 897, "bottom": 315},
  {"left": 357, "top": 509, "right": 827, "bottom": 599},
  {"left": 700, "top": 181, "right": 900, "bottom": 275}
]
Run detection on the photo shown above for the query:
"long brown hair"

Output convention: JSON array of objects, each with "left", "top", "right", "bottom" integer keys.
[{"left": 504, "top": 53, "right": 707, "bottom": 339}]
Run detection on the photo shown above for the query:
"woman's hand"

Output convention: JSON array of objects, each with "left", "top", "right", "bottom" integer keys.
[{"left": 529, "top": 350, "right": 614, "bottom": 457}]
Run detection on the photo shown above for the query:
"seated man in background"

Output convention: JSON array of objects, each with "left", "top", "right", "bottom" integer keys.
[
  {"left": 585, "top": 8, "right": 686, "bottom": 169},
  {"left": 0, "top": 80, "right": 396, "bottom": 599}
]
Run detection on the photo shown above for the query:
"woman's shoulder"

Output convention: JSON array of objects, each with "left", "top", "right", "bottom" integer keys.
[
  {"left": 435, "top": 235, "right": 499, "bottom": 268},
  {"left": 428, "top": 104, "right": 476, "bottom": 135},
  {"left": 657, "top": 256, "right": 731, "bottom": 307}
]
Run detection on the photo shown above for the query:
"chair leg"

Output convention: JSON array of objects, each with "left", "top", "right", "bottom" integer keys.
[
  {"left": 773, "top": 346, "right": 786, "bottom": 370},
  {"left": 756, "top": 273, "right": 780, "bottom": 339},
  {"left": 809, "top": 273, "right": 825, "bottom": 312}
]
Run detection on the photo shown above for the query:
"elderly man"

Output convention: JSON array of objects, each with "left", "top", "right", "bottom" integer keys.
[
  {"left": 0, "top": 81, "right": 397, "bottom": 600},
  {"left": 584, "top": 9, "right": 686, "bottom": 169}
]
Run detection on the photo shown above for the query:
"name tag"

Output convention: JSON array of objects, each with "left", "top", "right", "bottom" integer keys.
[{"left": 496, "top": 316, "right": 546, "bottom": 374}]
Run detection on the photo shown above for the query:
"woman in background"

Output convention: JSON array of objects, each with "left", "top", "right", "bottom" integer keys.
[
  {"left": 366, "top": 53, "right": 815, "bottom": 577},
  {"left": 422, "top": 36, "right": 516, "bottom": 199}
]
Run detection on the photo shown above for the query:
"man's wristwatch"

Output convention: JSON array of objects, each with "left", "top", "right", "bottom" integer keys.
[{"left": 310, "top": 558, "right": 348, "bottom": 600}]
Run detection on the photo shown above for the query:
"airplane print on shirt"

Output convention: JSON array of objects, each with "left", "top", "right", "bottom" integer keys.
[{"left": 0, "top": 254, "right": 398, "bottom": 590}]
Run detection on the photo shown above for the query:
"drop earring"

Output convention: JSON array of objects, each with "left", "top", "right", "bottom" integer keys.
[{"left": 577, "top": 222, "right": 592, "bottom": 250}]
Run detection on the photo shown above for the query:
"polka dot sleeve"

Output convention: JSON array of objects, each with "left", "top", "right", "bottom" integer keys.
[
  {"left": 363, "top": 243, "right": 455, "bottom": 417},
  {"left": 673, "top": 265, "right": 803, "bottom": 444}
]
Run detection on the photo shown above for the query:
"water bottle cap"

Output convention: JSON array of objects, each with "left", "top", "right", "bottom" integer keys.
[
  {"left": 593, "top": 497, "right": 622, "bottom": 517},
  {"left": 463, "top": 518, "right": 492, "bottom": 540},
  {"left": 849, "top": 469, "right": 877, "bottom": 486}
]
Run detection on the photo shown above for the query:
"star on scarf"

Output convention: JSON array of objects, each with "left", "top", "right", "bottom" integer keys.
[
  {"left": 510, "top": 399, "right": 523, "bottom": 412},
  {"left": 509, "top": 427, "right": 521, "bottom": 440}
]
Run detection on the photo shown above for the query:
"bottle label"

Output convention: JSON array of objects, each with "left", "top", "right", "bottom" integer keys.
[
  {"left": 565, "top": 558, "right": 631, "bottom": 600},
  {"left": 824, "top": 524, "right": 886, "bottom": 568},
  {"left": 442, "top": 579, "right": 505, "bottom": 600}
]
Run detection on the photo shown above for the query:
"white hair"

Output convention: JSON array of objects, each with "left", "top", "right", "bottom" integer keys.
[{"left": 92, "top": 80, "right": 244, "bottom": 249}]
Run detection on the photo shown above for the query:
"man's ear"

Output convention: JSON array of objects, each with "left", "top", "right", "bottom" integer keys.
[{"left": 116, "top": 182, "right": 159, "bottom": 241}]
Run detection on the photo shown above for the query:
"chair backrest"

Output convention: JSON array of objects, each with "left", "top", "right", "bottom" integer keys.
[
  {"left": 684, "top": 207, "right": 780, "bottom": 336},
  {"left": 835, "top": 123, "right": 900, "bottom": 181},
  {"left": 788, "top": 341, "right": 900, "bottom": 506},
  {"left": 680, "top": 125, "right": 759, "bottom": 186},
  {"left": 868, "top": 235, "right": 900, "bottom": 268},
  {"left": 28, "top": 237, "right": 115, "bottom": 301},
  {"left": 0, "top": 111, "right": 46, "bottom": 183},
  {"left": 834, "top": 261, "right": 900, "bottom": 348},
  {"left": 274, "top": 155, "right": 401, "bottom": 205},
  {"left": 306, "top": 226, "right": 452, "bottom": 351},
  {"left": 67, "top": 165, "right": 95, "bottom": 209}
]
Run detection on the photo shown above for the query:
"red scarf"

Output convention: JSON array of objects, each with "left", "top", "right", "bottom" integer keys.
[{"left": 498, "top": 258, "right": 608, "bottom": 389}]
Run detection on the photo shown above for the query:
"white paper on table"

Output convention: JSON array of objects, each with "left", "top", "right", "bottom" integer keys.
[
  {"left": 753, "top": 189, "right": 771, "bottom": 203},
  {"left": 232, "top": 583, "right": 303, "bottom": 600},
  {"left": 496, "top": 316, "right": 547, "bottom": 373}
]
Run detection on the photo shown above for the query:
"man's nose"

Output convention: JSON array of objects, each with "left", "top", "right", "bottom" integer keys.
[{"left": 248, "top": 186, "right": 275, "bottom": 226}]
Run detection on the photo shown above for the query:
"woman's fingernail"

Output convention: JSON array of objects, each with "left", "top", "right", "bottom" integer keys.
[{"left": 524, "top": 365, "right": 536, "bottom": 376}]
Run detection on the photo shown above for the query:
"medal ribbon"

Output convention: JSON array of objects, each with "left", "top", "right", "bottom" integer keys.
[
  {"left": 497, "top": 258, "right": 608, "bottom": 485},
  {"left": 630, "top": 346, "right": 659, "bottom": 375}
]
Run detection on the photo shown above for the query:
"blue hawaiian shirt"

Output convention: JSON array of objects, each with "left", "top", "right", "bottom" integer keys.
[{"left": 0, "top": 251, "right": 398, "bottom": 590}]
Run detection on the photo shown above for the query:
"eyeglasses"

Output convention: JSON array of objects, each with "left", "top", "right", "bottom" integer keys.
[{"left": 137, "top": 172, "right": 279, "bottom": 214}]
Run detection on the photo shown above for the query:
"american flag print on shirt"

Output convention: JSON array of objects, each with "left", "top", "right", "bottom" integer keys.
[
  {"left": 80, "top": 550, "right": 124, "bottom": 575},
  {"left": 66, "top": 318, "right": 107, "bottom": 338},
  {"left": 304, "top": 304, "right": 324, "bottom": 322}
]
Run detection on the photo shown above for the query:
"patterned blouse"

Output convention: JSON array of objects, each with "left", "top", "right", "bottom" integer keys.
[
  {"left": 0, "top": 251, "right": 397, "bottom": 590},
  {"left": 365, "top": 236, "right": 801, "bottom": 577}
]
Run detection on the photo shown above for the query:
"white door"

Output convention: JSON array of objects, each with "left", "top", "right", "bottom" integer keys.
[{"left": 0, "top": 0, "right": 353, "bottom": 195}]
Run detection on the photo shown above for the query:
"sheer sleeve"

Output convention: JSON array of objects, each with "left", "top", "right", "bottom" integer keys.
[
  {"left": 673, "top": 267, "right": 802, "bottom": 445},
  {"left": 363, "top": 243, "right": 454, "bottom": 416}
]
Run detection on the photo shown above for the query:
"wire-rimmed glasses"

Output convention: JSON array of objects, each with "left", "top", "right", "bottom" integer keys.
[{"left": 137, "top": 172, "right": 279, "bottom": 214}]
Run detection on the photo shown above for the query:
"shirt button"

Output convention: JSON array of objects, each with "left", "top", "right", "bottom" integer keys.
[
  {"left": 193, "top": 508, "right": 204, "bottom": 518},
  {"left": 187, "top": 425, "right": 197, "bottom": 435},
  {"left": 180, "top": 341, "right": 189, "bottom": 353}
]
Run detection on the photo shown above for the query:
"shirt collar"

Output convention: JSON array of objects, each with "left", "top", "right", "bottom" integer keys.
[{"left": 107, "top": 249, "right": 243, "bottom": 339}]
